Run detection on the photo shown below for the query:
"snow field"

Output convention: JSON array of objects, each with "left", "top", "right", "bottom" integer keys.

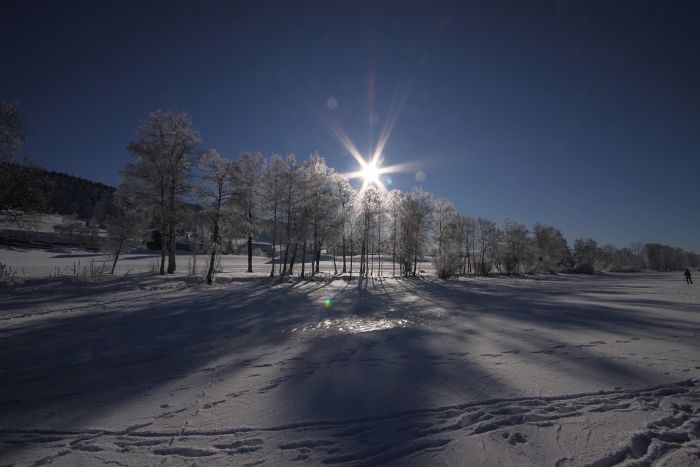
[{"left": 0, "top": 249, "right": 699, "bottom": 466}]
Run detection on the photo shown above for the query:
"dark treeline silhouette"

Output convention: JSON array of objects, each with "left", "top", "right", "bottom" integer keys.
[
  {"left": 40, "top": 169, "right": 115, "bottom": 223},
  {"left": 1, "top": 161, "right": 116, "bottom": 224}
]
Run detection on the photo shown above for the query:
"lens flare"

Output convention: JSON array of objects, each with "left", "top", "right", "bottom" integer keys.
[
  {"left": 324, "top": 299, "right": 332, "bottom": 307},
  {"left": 415, "top": 171, "right": 426, "bottom": 182},
  {"left": 383, "top": 175, "right": 392, "bottom": 185},
  {"left": 327, "top": 97, "right": 338, "bottom": 110}
]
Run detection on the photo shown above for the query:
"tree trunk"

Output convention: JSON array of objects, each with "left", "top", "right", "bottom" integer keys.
[
  {"left": 168, "top": 228, "right": 176, "bottom": 274},
  {"left": 289, "top": 242, "right": 298, "bottom": 275},
  {"left": 282, "top": 241, "right": 290, "bottom": 275},
  {"left": 392, "top": 229, "right": 396, "bottom": 276},
  {"left": 314, "top": 245, "right": 320, "bottom": 274},
  {"left": 110, "top": 249, "right": 121, "bottom": 275},
  {"left": 349, "top": 239, "right": 353, "bottom": 280},
  {"left": 205, "top": 221, "right": 219, "bottom": 285},
  {"left": 167, "top": 186, "right": 176, "bottom": 274},
  {"left": 360, "top": 240, "right": 366, "bottom": 276},
  {"left": 270, "top": 208, "right": 277, "bottom": 277},
  {"left": 342, "top": 234, "right": 347, "bottom": 273},
  {"left": 247, "top": 234, "right": 253, "bottom": 273},
  {"left": 160, "top": 222, "right": 167, "bottom": 275},
  {"left": 300, "top": 240, "right": 307, "bottom": 279}
]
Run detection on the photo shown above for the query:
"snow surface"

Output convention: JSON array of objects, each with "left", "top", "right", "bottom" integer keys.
[{"left": 0, "top": 249, "right": 699, "bottom": 466}]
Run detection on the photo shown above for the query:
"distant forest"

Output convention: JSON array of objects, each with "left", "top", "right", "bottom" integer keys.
[
  {"left": 19, "top": 164, "right": 116, "bottom": 224},
  {"left": 42, "top": 169, "right": 115, "bottom": 222}
]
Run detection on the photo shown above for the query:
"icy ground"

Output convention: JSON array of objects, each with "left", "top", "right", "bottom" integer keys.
[{"left": 0, "top": 250, "right": 699, "bottom": 466}]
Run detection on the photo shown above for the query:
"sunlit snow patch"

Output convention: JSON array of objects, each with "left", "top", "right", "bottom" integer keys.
[{"left": 300, "top": 317, "right": 411, "bottom": 334}]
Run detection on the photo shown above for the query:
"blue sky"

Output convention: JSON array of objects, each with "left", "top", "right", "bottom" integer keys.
[{"left": 1, "top": 1, "right": 698, "bottom": 252}]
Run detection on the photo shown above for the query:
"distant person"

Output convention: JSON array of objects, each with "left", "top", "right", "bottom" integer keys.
[{"left": 684, "top": 268, "right": 692, "bottom": 284}]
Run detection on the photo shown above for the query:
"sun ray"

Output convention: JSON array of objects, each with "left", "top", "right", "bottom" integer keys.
[{"left": 290, "top": 53, "right": 422, "bottom": 195}]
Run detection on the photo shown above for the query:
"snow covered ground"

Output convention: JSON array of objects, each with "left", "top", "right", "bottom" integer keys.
[{"left": 0, "top": 249, "right": 699, "bottom": 466}]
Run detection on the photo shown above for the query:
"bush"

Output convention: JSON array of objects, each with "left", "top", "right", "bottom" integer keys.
[
  {"left": 432, "top": 249, "right": 461, "bottom": 280},
  {"left": 0, "top": 262, "right": 17, "bottom": 286},
  {"left": 573, "top": 263, "right": 596, "bottom": 274}
]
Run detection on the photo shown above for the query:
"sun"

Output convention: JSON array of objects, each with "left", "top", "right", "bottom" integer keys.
[{"left": 361, "top": 161, "right": 380, "bottom": 184}]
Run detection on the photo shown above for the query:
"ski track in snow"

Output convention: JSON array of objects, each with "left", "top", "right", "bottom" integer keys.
[
  {"left": 0, "top": 252, "right": 699, "bottom": 466},
  {"left": 0, "top": 381, "right": 699, "bottom": 466}
]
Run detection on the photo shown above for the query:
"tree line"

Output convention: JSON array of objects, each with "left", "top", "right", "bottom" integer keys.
[{"left": 2, "top": 102, "right": 698, "bottom": 281}]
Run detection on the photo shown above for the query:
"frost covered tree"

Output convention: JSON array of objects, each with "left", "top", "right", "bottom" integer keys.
[
  {"left": 475, "top": 217, "right": 497, "bottom": 276},
  {"left": 393, "top": 188, "right": 433, "bottom": 276},
  {"left": 357, "top": 187, "right": 383, "bottom": 277},
  {"left": 236, "top": 151, "right": 265, "bottom": 273},
  {"left": 122, "top": 110, "right": 201, "bottom": 275},
  {"left": 430, "top": 198, "right": 457, "bottom": 256},
  {"left": 303, "top": 153, "right": 336, "bottom": 276},
  {"left": 454, "top": 214, "right": 476, "bottom": 274},
  {"left": 345, "top": 194, "right": 365, "bottom": 279},
  {"left": 104, "top": 193, "right": 149, "bottom": 274},
  {"left": 197, "top": 149, "right": 239, "bottom": 284},
  {"left": 430, "top": 198, "right": 460, "bottom": 279},
  {"left": 533, "top": 223, "right": 571, "bottom": 272},
  {"left": 262, "top": 153, "right": 287, "bottom": 277},
  {"left": 630, "top": 241, "right": 645, "bottom": 269},
  {"left": 386, "top": 190, "right": 403, "bottom": 276},
  {"left": 280, "top": 154, "right": 301, "bottom": 276},
  {"left": 500, "top": 219, "right": 530, "bottom": 275},
  {"left": 573, "top": 238, "right": 598, "bottom": 273},
  {"left": 330, "top": 172, "right": 355, "bottom": 273}
]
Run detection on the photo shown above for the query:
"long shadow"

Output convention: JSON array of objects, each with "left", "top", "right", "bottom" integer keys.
[
  {"left": 0, "top": 277, "right": 331, "bottom": 424},
  {"left": 265, "top": 275, "right": 691, "bottom": 465},
  {"left": 277, "top": 273, "right": 698, "bottom": 411},
  {"left": 0, "top": 272, "right": 696, "bottom": 464}
]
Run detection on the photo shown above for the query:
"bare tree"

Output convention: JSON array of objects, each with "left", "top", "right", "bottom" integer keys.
[
  {"left": 53, "top": 214, "right": 84, "bottom": 245},
  {"left": 500, "top": 218, "right": 529, "bottom": 275},
  {"left": 429, "top": 198, "right": 460, "bottom": 279},
  {"left": 104, "top": 193, "right": 149, "bottom": 274},
  {"left": 630, "top": 241, "right": 645, "bottom": 269},
  {"left": 303, "top": 153, "right": 335, "bottom": 276},
  {"left": 357, "top": 187, "right": 383, "bottom": 276},
  {"left": 236, "top": 151, "right": 265, "bottom": 273},
  {"left": 122, "top": 110, "right": 201, "bottom": 275},
  {"left": 393, "top": 188, "right": 433, "bottom": 276},
  {"left": 430, "top": 198, "right": 457, "bottom": 256},
  {"left": 331, "top": 172, "right": 355, "bottom": 274},
  {"left": 280, "top": 154, "right": 301, "bottom": 277},
  {"left": 197, "top": 149, "right": 239, "bottom": 284},
  {"left": 475, "top": 217, "right": 496, "bottom": 276},
  {"left": 263, "top": 153, "right": 287, "bottom": 277},
  {"left": 454, "top": 213, "right": 476, "bottom": 273}
]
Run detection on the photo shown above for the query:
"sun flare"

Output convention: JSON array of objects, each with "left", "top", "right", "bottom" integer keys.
[{"left": 361, "top": 162, "right": 380, "bottom": 183}]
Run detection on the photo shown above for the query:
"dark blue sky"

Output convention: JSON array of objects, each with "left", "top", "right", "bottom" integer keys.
[{"left": 2, "top": 1, "right": 698, "bottom": 251}]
